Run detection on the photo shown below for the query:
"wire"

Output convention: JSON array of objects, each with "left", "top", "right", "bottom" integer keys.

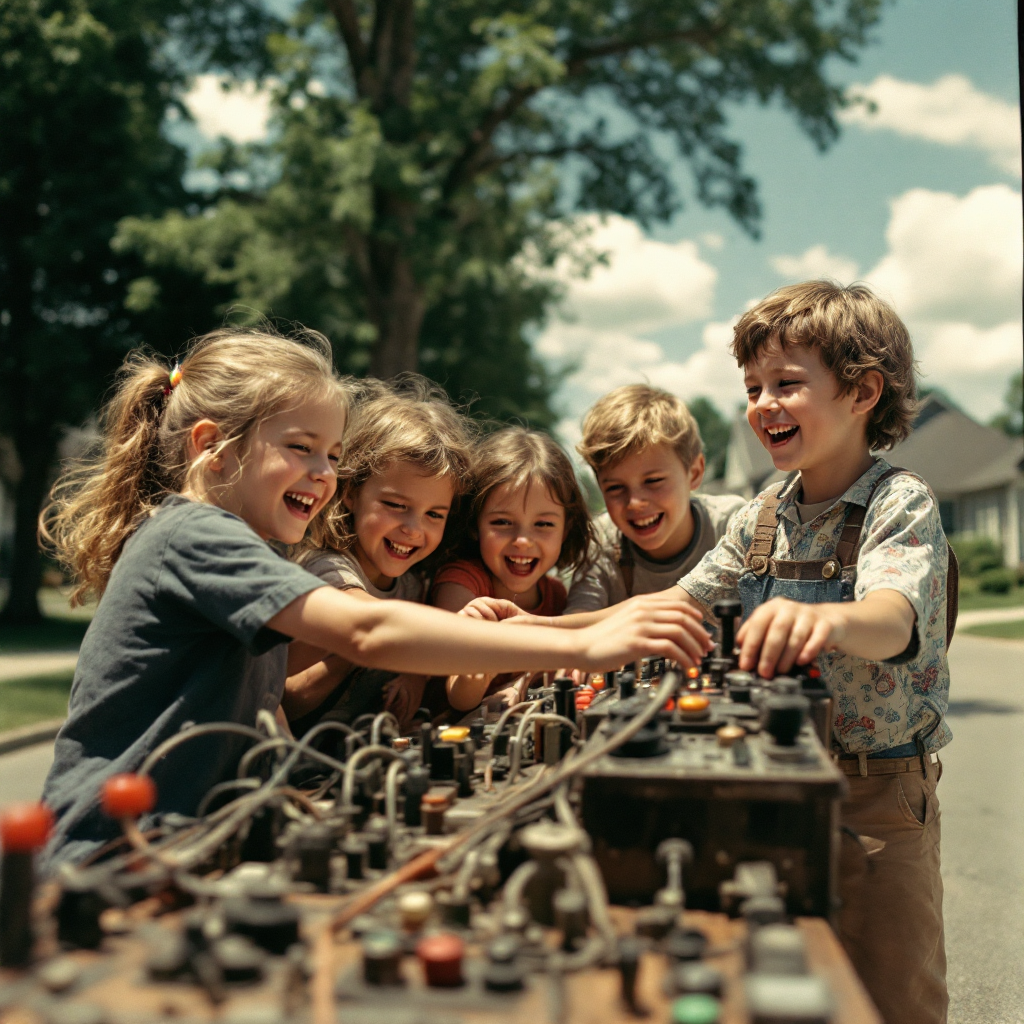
[
  {"left": 370, "top": 712, "right": 399, "bottom": 748},
  {"left": 340, "top": 745, "right": 404, "bottom": 810}
]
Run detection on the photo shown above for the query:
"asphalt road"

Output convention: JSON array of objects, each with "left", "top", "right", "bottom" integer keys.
[{"left": 0, "top": 634, "right": 1020, "bottom": 1023}]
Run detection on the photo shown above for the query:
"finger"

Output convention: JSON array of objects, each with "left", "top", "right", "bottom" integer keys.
[
  {"left": 776, "top": 615, "right": 815, "bottom": 674},
  {"left": 757, "top": 607, "right": 798, "bottom": 679},
  {"left": 634, "top": 615, "right": 710, "bottom": 665},
  {"left": 638, "top": 624, "right": 706, "bottom": 670},
  {"left": 737, "top": 606, "right": 773, "bottom": 673},
  {"left": 798, "top": 619, "right": 835, "bottom": 664}
]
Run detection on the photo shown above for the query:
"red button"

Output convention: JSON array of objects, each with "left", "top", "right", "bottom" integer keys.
[
  {"left": 1, "top": 803, "right": 54, "bottom": 852},
  {"left": 102, "top": 774, "right": 157, "bottom": 819},
  {"left": 416, "top": 932, "right": 464, "bottom": 987}
]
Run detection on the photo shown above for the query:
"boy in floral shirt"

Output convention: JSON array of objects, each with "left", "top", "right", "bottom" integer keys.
[{"left": 680, "top": 281, "right": 951, "bottom": 1024}]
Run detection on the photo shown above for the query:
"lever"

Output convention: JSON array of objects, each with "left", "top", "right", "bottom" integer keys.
[{"left": 655, "top": 837, "right": 694, "bottom": 909}]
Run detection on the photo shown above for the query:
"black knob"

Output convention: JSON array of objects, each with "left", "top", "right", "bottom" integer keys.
[
  {"left": 362, "top": 930, "right": 403, "bottom": 986},
  {"left": 429, "top": 741, "right": 456, "bottom": 781},
  {"left": 725, "top": 670, "right": 755, "bottom": 703},
  {"left": 469, "top": 720, "right": 485, "bottom": 747},
  {"left": 617, "top": 936, "right": 643, "bottom": 1011},
  {"left": 617, "top": 670, "right": 636, "bottom": 699},
  {"left": 713, "top": 599, "right": 743, "bottom": 664},
  {"left": 342, "top": 837, "right": 367, "bottom": 881},
  {"left": 763, "top": 694, "right": 809, "bottom": 746},
  {"left": 293, "top": 823, "right": 333, "bottom": 890},
  {"left": 403, "top": 766, "right": 430, "bottom": 826},
  {"left": 553, "top": 676, "right": 574, "bottom": 721},
  {"left": 419, "top": 722, "right": 433, "bottom": 767}
]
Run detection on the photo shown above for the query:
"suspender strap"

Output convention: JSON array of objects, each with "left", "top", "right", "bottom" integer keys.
[{"left": 746, "top": 491, "right": 783, "bottom": 576}]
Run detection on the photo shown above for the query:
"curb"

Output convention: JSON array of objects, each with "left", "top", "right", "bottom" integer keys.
[{"left": 0, "top": 719, "right": 64, "bottom": 757}]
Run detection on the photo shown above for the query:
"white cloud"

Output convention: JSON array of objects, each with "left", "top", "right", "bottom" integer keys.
[
  {"left": 841, "top": 74, "right": 1021, "bottom": 177},
  {"left": 771, "top": 244, "right": 859, "bottom": 284},
  {"left": 861, "top": 184, "right": 1023, "bottom": 417},
  {"left": 551, "top": 214, "right": 717, "bottom": 335},
  {"left": 865, "top": 184, "right": 1022, "bottom": 328},
  {"left": 183, "top": 75, "right": 273, "bottom": 143},
  {"left": 536, "top": 215, "right": 745, "bottom": 422}
]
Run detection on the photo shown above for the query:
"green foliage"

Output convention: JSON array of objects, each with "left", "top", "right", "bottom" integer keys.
[
  {"left": 116, "top": 0, "right": 886, "bottom": 403},
  {"left": 0, "top": 0, "right": 275, "bottom": 620},
  {"left": 949, "top": 534, "right": 1004, "bottom": 578},
  {"left": 978, "top": 567, "right": 1016, "bottom": 595},
  {"left": 989, "top": 371, "right": 1023, "bottom": 437},
  {"left": 689, "top": 397, "right": 731, "bottom": 479},
  {"left": 0, "top": 671, "right": 74, "bottom": 732}
]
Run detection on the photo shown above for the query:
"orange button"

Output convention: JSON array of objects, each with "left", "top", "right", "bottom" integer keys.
[
  {"left": 678, "top": 694, "right": 710, "bottom": 715},
  {"left": 686, "top": 666, "right": 700, "bottom": 680},
  {"left": 0, "top": 803, "right": 54, "bottom": 853},
  {"left": 102, "top": 774, "right": 157, "bottom": 819},
  {"left": 590, "top": 675, "right": 606, "bottom": 691}
]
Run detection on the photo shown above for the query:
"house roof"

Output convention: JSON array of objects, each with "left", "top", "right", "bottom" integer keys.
[
  {"left": 885, "top": 395, "right": 1023, "bottom": 498},
  {"left": 719, "top": 393, "right": 1023, "bottom": 500}
]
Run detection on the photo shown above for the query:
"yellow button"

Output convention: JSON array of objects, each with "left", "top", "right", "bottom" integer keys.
[
  {"left": 678, "top": 695, "right": 710, "bottom": 714},
  {"left": 439, "top": 726, "right": 470, "bottom": 744}
]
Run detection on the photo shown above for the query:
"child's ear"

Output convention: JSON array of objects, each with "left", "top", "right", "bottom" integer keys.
[
  {"left": 187, "top": 420, "right": 224, "bottom": 469},
  {"left": 853, "top": 370, "right": 884, "bottom": 415},
  {"left": 687, "top": 453, "right": 706, "bottom": 491}
]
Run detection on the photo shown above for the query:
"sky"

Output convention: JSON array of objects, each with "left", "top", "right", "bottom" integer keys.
[{"left": 181, "top": 0, "right": 1022, "bottom": 439}]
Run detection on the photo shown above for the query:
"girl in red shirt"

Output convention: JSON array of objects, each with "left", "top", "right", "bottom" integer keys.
[{"left": 431, "top": 427, "right": 594, "bottom": 711}]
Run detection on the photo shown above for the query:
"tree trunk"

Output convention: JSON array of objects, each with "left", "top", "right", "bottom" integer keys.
[
  {"left": 0, "top": 431, "right": 56, "bottom": 625},
  {"left": 367, "top": 246, "right": 426, "bottom": 379}
]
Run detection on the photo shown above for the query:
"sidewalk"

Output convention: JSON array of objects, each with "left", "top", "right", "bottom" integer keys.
[
  {"left": 0, "top": 650, "right": 79, "bottom": 683},
  {"left": 957, "top": 606, "right": 1024, "bottom": 627}
]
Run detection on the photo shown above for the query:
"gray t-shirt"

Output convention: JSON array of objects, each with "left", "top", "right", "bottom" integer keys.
[
  {"left": 42, "top": 495, "right": 325, "bottom": 867},
  {"left": 302, "top": 549, "right": 425, "bottom": 602},
  {"left": 565, "top": 493, "right": 746, "bottom": 613}
]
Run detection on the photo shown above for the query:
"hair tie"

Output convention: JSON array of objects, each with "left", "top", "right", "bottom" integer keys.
[{"left": 163, "top": 364, "right": 182, "bottom": 396}]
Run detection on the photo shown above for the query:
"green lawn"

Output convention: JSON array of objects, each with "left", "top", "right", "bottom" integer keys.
[
  {"left": 0, "top": 670, "right": 74, "bottom": 732},
  {"left": 957, "top": 586, "right": 1024, "bottom": 612},
  {"left": 963, "top": 619, "right": 1024, "bottom": 642}
]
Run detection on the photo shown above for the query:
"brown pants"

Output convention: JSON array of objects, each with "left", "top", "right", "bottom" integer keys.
[{"left": 837, "top": 762, "right": 947, "bottom": 1024}]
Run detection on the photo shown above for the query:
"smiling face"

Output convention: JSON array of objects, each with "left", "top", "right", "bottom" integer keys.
[
  {"left": 210, "top": 396, "right": 345, "bottom": 545},
  {"left": 596, "top": 443, "right": 704, "bottom": 561},
  {"left": 477, "top": 481, "right": 567, "bottom": 602},
  {"left": 345, "top": 460, "right": 454, "bottom": 589},
  {"left": 743, "top": 338, "right": 880, "bottom": 503}
]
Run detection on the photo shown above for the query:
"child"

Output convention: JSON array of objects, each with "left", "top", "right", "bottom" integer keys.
[
  {"left": 679, "top": 282, "right": 951, "bottom": 1024},
  {"left": 40, "top": 328, "right": 708, "bottom": 865},
  {"left": 284, "top": 376, "right": 473, "bottom": 733},
  {"left": 431, "top": 427, "right": 593, "bottom": 712},
  {"left": 566, "top": 384, "right": 744, "bottom": 612}
]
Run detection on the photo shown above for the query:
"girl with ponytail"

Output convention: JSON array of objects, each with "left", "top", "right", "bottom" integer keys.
[{"left": 39, "top": 326, "right": 711, "bottom": 867}]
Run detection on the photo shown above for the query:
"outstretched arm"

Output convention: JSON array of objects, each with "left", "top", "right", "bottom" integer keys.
[
  {"left": 270, "top": 585, "right": 711, "bottom": 677},
  {"left": 735, "top": 590, "right": 915, "bottom": 679}
]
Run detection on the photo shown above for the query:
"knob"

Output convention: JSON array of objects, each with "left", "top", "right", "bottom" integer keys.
[
  {"left": 617, "top": 670, "right": 637, "bottom": 699},
  {"left": 712, "top": 599, "right": 743, "bottom": 663},
  {"left": 362, "top": 930, "right": 403, "bottom": 986},
  {"left": 0, "top": 802, "right": 53, "bottom": 966},
  {"left": 429, "top": 741, "right": 456, "bottom": 781},
  {"left": 763, "top": 695, "right": 809, "bottom": 746},
  {"left": 656, "top": 838, "right": 694, "bottom": 909},
  {"left": 416, "top": 931, "right": 464, "bottom": 987}
]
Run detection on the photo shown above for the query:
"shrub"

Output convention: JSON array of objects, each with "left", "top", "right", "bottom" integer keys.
[
  {"left": 949, "top": 534, "right": 1004, "bottom": 577},
  {"left": 979, "top": 567, "right": 1015, "bottom": 594}
]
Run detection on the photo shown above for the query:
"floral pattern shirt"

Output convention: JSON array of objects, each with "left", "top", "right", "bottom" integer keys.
[{"left": 680, "top": 458, "right": 952, "bottom": 755}]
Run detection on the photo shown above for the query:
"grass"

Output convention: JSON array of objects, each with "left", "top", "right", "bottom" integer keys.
[
  {"left": 963, "top": 620, "right": 1024, "bottom": 642},
  {"left": 0, "top": 588, "right": 95, "bottom": 654},
  {"left": 957, "top": 585, "right": 1024, "bottom": 612},
  {"left": 0, "top": 670, "right": 74, "bottom": 732}
]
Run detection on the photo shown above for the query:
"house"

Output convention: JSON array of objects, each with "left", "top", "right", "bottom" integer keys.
[{"left": 712, "top": 394, "right": 1024, "bottom": 567}]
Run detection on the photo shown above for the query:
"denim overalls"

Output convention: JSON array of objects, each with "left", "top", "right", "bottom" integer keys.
[{"left": 737, "top": 468, "right": 925, "bottom": 761}]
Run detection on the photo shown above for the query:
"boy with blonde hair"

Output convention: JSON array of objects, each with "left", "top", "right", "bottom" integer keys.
[
  {"left": 566, "top": 384, "right": 744, "bottom": 611},
  {"left": 679, "top": 281, "right": 953, "bottom": 1024}
]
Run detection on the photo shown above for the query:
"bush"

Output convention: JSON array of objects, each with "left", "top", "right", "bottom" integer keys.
[
  {"left": 979, "top": 567, "right": 1016, "bottom": 594},
  {"left": 949, "top": 534, "right": 1004, "bottom": 577}
]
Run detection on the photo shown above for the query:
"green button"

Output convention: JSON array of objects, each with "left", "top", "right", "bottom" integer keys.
[{"left": 672, "top": 994, "right": 721, "bottom": 1024}]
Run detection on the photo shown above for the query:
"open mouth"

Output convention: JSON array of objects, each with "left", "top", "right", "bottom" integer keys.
[
  {"left": 284, "top": 491, "right": 317, "bottom": 520},
  {"left": 505, "top": 555, "right": 539, "bottom": 578},
  {"left": 628, "top": 511, "right": 664, "bottom": 536},
  {"left": 766, "top": 424, "right": 799, "bottom": 448},
  {"left": 383, "top": 537, "right": 418, "bottom": 561}
]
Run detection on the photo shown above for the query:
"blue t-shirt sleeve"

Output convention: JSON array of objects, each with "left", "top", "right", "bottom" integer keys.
[{"left": 157, "top": 505, "right": 326, "bottom": 653}]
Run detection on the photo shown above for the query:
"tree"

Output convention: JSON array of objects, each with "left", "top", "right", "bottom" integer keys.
[
  {"left": 0, "top": 0, "right": 278, "bottom": 622},
  {"left": 689, "top": 397, "right": 731, "bottom": 480},
  {"left": 989, "top": 371, "right": 1023, "bottom": 437},
  {"left": 117, "top": 0, "right": 885, "bottom": 387}
]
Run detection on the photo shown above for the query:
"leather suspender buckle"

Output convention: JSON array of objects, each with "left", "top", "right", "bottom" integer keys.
[
  {"left": 821, "top": 559, "right": 840, "bottom": 580},
  {"left": 750, "top": 555, "right": 769, "bottom": 575}
]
